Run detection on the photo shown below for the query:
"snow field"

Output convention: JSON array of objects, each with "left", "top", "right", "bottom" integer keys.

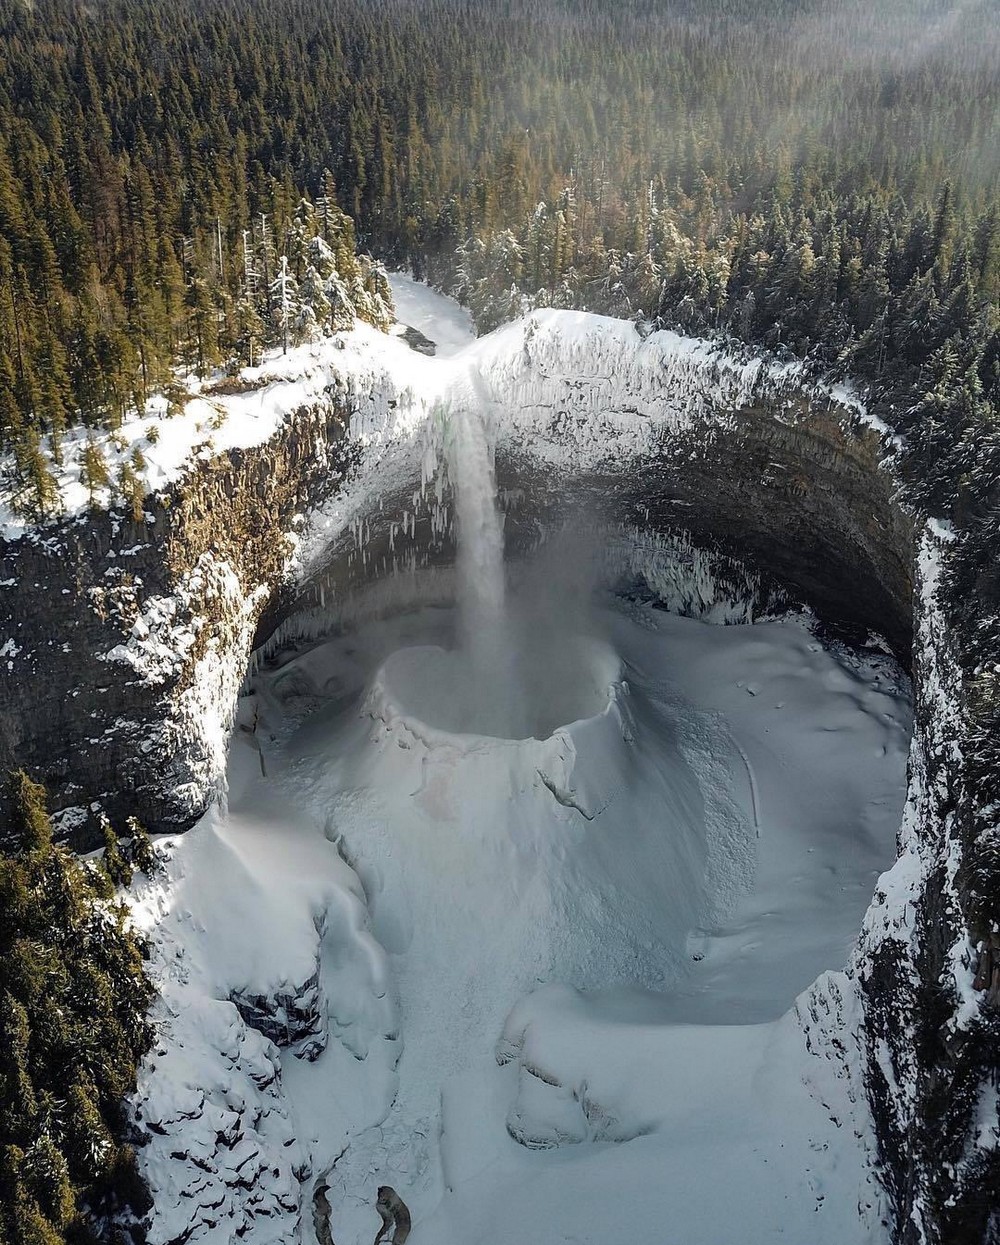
[{"left": 130, "top": 583, "right": 909, "bottom": 1245}]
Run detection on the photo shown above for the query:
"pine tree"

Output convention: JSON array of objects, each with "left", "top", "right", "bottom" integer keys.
[
  {"left": 0, "top": 774, "right": 154, "bottom": 1245},
  {"left": 123, "top": 817, "right": 155, "bottom": 876},
  {"left": 8, "top": 773, "right": 52, "bottom": 854},
  {"left": 0, "top": 998, "right": 38, "bottom": 1131},
  {"left": 183, "top": 243, "right": 219, "bottom": 378},
  {"left": 80, "top": 439, "right": 110, "bottom": 507},
  {"left": 21, "top": 1138, "right": 73, "bottom": 1231},
  {"left": 297, "top": 265, "right": 329, "bottom": 339},
  {"left": 525, "top": 202, "right": 552, "bottom": 295},
  {"left": 269, "top": 255, "right": 299, "bottom": 354},
  {"left": 117, "top": 461, "right": 145, "bottom": 523},
  {"left": 99, "top": 820, "right": 131, "bottom": 890}
]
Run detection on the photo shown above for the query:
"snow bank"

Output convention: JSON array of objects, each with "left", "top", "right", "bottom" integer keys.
[
  {"left": 129, "top": 797, "right": 398, "bottom": 1245},
  {"left": 129, "top": 581, "right": 909, "bottom": 1245},
  {"left": 387, "top": 273, "right": 475, "bottom": 357},
  {"left": 468, "top": 310, "right": 805, "bottom": 470}
]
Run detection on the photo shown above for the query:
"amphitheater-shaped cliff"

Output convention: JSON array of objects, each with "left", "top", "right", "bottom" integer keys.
[{"left": 0, "top": 287, "right": 992, "bottom": 1243}]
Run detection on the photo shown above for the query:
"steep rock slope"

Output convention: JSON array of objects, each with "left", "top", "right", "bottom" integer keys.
[
  {"left": 0, "top": 395, "right": 354, "bottom": 843},
  {"left": 855, "top": 526, "right": 1000, "bottom": 1245}
]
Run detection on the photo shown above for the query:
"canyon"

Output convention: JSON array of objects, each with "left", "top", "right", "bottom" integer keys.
[{"left": 0, "top": 279, "right": 988, "bottom": 1243}]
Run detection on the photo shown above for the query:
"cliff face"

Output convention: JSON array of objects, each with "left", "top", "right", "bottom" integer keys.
[
  {"left": 855, "top": 528, "right": 1000, "bottom": 1245},
  {"left": 493, "top": 399, "right": 913, "bottom": 660},
  {"left": 1, "top": 307, "right": 991, "bottom": 1243},
  {"left": 0, "top": 397, "right": 354, "bottom": 846}
]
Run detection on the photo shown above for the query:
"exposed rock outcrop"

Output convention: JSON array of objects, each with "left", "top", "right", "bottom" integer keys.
[
  {"left": 231, "top": 962, "right": 329, "bottom": 1062},
  {"left": 852, "top": 528, "right": 1000, "bottom": 1245},
  {"left": 0, "top": 396, "right": 355, "bottom": 846}
]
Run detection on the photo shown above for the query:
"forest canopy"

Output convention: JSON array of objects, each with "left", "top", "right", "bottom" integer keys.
[
  {"left": 0, "top": 772, "right": 155, "bottom": 1245},
  {"left": 0, "top": 0, "right": 996, "bottom": 513}
]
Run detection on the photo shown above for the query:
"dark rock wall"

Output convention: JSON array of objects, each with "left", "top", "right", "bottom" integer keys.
[
  {"left": 0, "top": 398, "right": 353, "bottom": 847},
  {"left": 854, "top": 527, "right": 1000, "bottom": 1245},
  {"left": 631, "top": 404, "right": 914, "bottom": 662},
  {"left": 491, "top": 401, "right": 914, "bottom": 663},
  {"left": 275, "top": 402, "right": 914, "bottom": 668}
]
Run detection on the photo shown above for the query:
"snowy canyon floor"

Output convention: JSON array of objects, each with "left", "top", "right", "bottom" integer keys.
[{"left": 128, "top": 588, "right": 911, "bottom": 1245}]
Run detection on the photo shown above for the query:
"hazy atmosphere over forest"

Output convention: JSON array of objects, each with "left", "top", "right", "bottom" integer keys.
[{"left": 1, "top": 2, "right": 999, "bottom": 1244}]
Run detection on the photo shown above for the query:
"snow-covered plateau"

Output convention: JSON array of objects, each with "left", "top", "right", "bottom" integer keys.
[{"left": 119, "top": 278, "right": 922, "bottom": 1245}]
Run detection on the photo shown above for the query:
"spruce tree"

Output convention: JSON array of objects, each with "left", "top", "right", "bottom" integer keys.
[
  {"left": 0, "top": 774, "right": 154, "bottom": 1245},
  {"left": 80, "top": 439, "right": 110, "bottom": 507}
]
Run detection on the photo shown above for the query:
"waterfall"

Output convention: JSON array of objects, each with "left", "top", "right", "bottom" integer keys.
[
  {"left": 450, "top": 405, "right": 504, "bottom": 645},
  {"left": 442, "top": 383, "right": 519, "bottom": 736}
]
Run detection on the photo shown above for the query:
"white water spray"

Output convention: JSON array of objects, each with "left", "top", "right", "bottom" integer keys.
[
  {"left": 414, "top": 375, "right": 605, "bottom": 739},
  {"left": 442, "top": 390, "right": 521, "bottom": 735},
  {"left": 448, "top": 402, "right": 506, "bottom": 659}
]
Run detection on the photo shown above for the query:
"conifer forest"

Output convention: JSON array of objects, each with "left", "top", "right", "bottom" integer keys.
[
  {"left": 1, "top": 2, "right": 1000, "bottom": 1244},
  {"left": 0, "top": 0, "right": 996, "bottom": 516}
]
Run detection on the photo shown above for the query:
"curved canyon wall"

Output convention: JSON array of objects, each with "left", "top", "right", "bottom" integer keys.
[
  {"left": 0, "top": 397, "right": 354, "bottom": 843},
  {"left": 277, "top": 313, "right": 912, "bottom": 661},
  {"left": 3, "top": 309, "right": 991, "bottom": 1243}
]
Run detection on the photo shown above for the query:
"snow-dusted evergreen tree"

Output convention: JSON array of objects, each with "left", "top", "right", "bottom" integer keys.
[
  {"left": 303, "top": 235, "right": 356, "bottom": 331},
  {"left": 269, "top": 255, "right": 299, "bottom": 354},
  {"left": 286, "top": 199, "right": 316, "bottom": 279},
  {"left": 10, "top": 426, "right": 60, "bottom": 520},
  {"left": 551, "top": 187, "right": 577, "bottom": 289},
  {"left": 295, "top": 263, "right": 328, "bottom": 341},
  {"left": 456, "top": 231, "right": 526, "bottom": 332},
  {"left": 316, "top": 170, "right": 352, "bottom": 259},
  {"left": 234, "top": 288, "right": 266, "bottom": 368},
  {"left": 81, "top": 438, "right": 111, "bottom": 506},
  {"left": 594, "top": 250, "right": 633, "bottom": 318},
  {"left": 524, "top": 202, "right": 552, "bottom": 297},
  {"left": 233, "top": 229, "right": 266, "bottom": 366},
  {"left": 117, "top": 456, "right": 145, "bottom": 522},
  {"left": 353, "top": 256, "right": 394, "bottom": 332}
]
